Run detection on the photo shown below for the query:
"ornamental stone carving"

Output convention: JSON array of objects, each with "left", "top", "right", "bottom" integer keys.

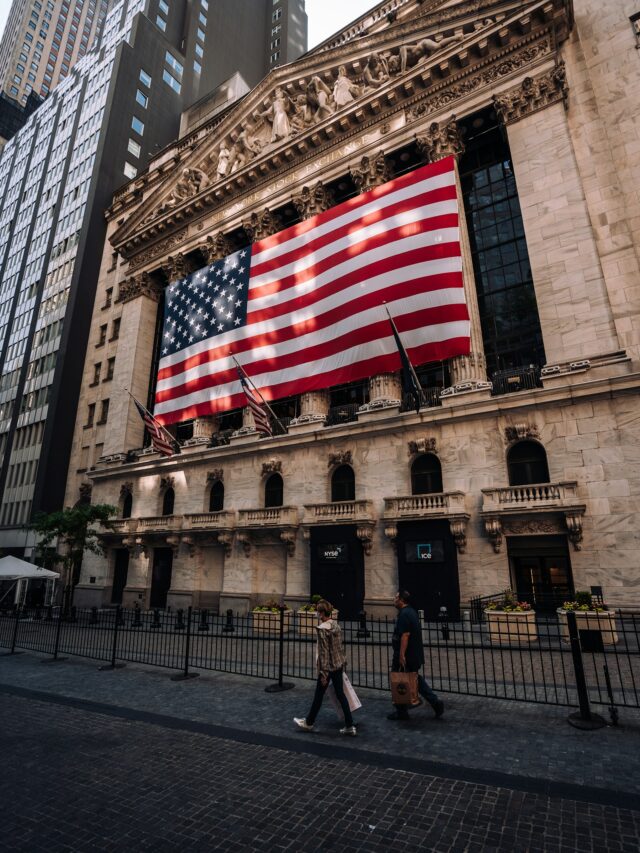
[
  {"left": 120, "top": 482, "right": 133, "bottom": 497},
  {"left": 449, "top": 518, "right": 467, "bottom": 554},
  {"left": 164, "top": 253, "right": 187, "bottom": 281},
  {"left": 243, "top": 208, "right": 283, "bottom": 242},
  {"left": 160, "top": 475, "right": 175, "bottom": 492},
  {"left": 203, "top": 233, "right": 231, "bottom": 264},
  {"left": 408, "top": 437, "right": 437, "bottom": 456},
  {"left": 328, "top": 450, "right": 353, "bottom": 469},
  {"left": 504, "top": 423, "right": 540, "bottom": 443},
  {"left": 416, "top": 116, "right": 465, "bottom": 163},
  {"left": 78, "top": 482, "right": 92, "bottom": 503},
  {"left": 350, "top": 151, "right": 390, "bottom": 193},
  {"left": 484, "top": 517, "right": 503, "bottom": 553},
  {"left": 206, "top": 469, "right": 224, "bottom": 484},
  {"left": 117, "top": 272, "right": 162, "bottom": 304},
  {"left": 292, "top": 182, "right": 335, "bottom": 220},
  {"left": 262, "top": 459, "right": 282, "bottom": 476},
  {"left": 492, "top": 62, "right": 569, "bottom": 126},
  {"left": 503, "top": 518, "right": 562, "bottom": 535}
]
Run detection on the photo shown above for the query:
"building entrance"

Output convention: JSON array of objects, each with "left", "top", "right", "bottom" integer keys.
[
  {"left": 508, "top": 535, "right": 573, "bottom": 613},
  {"left": 396, "top": 520, "right": 460, "bottom": 620},
  {"left": 150, "top": 548, "right": 173, "bottom": 609},
  {"left": 309, "top": 526, "right": 364, "bottom": 619},
  {"left": 111, "top": 549, "right": 129, "bottom": 605}
]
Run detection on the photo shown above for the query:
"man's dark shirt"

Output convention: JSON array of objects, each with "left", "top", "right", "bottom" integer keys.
[{"left": 392, "top": 605, "right": 424, "bottom": 671}]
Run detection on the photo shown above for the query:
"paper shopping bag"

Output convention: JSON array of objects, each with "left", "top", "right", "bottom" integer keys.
[
  {"left": 389, "top": 669, "right": 419, "bottom": 705},
  {"left": 327, "top": 673, "right": 362, "bottom": 716}
]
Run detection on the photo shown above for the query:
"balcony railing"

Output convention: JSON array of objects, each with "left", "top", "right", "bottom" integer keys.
[
  {"left": 183, "top": 511, "right": 236, "bottom": 530},
  {"left": 104, "top": 519, "right": 139, "bottom": 534},
  {"left": 325, "top": 403, "right": 361, "bottom": 427},
  {"left": 137, "top": 515, "right": 183, "bottom": 532},
  {"left": 399, "top": 387, "right": 443, "bottom": 412},
  {"left": 303, "top": 500, "right": 375, "bottom": 524},
  {"left": 490, "top": 365, "right": 542, "bottom": 396},
  {"left": 383, "top": 492, "right": 466, "bottom": 518},
  {"left": 481, "top": 482, "right": 581, "bottom": 513},
  {"left": 237, "top": 506, "right": 299, "bottom": 528}
]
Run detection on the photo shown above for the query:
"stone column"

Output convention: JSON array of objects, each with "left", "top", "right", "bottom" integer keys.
[
  {"left": 349, "top": 152, "right": 405, "bottom": 412},
  {"left": 102, "top": 272, "right": 164, "bottom": 456},
  {"left": 492, "top": 66, "right": 621, "bottom": 372},
  {"left": 290, "top": 183, "right": 335, "bottom": 427},
  {"left": 415, "top": 117, "right": 490, "bottom": 398}
]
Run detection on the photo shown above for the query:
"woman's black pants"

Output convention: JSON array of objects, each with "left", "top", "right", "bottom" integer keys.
[{"left": 306, "top": 667, "right": 353, "bottom": 727}]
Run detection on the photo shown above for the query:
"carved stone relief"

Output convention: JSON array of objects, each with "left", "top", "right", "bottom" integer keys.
[
  {"left": 292, "top": 182, "right": 335, "bottom": 220},
  {"left": 350, "top": 151, "right": 390, "bottom": 193},
  {"left": 117, "top": 272, "right": 162, "bottom": 304},
  {"left": 206, "top": 469, "right": 224, "bottom": 484},
  {"left": 504, "top": 423, "right": 540, "bottom": 443},
  {"left": 492, "top": 62, "right": 569, "bottom": 126},
  {"left": 242, "top": 208, "right": 283, "bottom": 242},
  {"left": 408, "top": 437, "right": 437, "bottom": 456},
  {"left": 120, "top": 482, "right": 133, "bottom": 497},
  {"left": 160, "top": 475, "right": 175, "bottom": 492},
  {"left": 203, "top": 233, "right": 231, "bottom": 264},
  {"left": 262, "top": 459, "right": 282, "bottom": 476},
  {"left": 328, "top": 450, "right": 353, "bottom": 469},
  {"left": 415, "top": 116, "right": 464, "bottom": 162}
]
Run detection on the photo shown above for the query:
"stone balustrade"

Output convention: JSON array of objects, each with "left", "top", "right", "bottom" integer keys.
[
  {"left": 383, "top": 492, "right": 467, "bottom": 518},
  {"left": 105, "top": 519, "right": 139, "bottom": 534},
  {"left": 303, "top": 500, "right": 374, "bottom": 524},
  {"left": 237, "top": 506, "right": 299, "bottom": 528},
  {"left": 183, "top": 510, "right": 236, "bottom": 530},
  {"left": 137, "top": 515, "right": 183, "bottom": 532},
  {"left": 481, "top": 482, "right": 580, "bottom": 513}
]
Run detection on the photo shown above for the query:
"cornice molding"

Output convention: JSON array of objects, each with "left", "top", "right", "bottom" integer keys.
[{"left": 492, "top": 61, "right": 568, "bottom": 125}]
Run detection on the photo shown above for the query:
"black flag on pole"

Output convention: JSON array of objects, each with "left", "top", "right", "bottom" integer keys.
[{"left": 386, "top": 311, "right": 423, "bottom": 414}]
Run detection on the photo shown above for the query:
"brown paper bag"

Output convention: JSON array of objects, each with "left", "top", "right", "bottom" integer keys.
[{"left": 389, "top": 670, "right": 419, "bottom": 705}]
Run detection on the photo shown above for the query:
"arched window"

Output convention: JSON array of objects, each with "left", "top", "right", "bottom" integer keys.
[
  {"left": 162, "top": 487, "right": 175, "bottom": 516},
  {"left": 411, "top": 454, "right": 443, "bottom": 495},
  {"left": 507, "top": 440, "right": 550, "bottom": 486},
  {"left": 121, "top": 492, "right": 133, "bottom": 519},
  {"left": 331, "top": 465, "right": 355, "bottom": 502},
  {"left": 264, "top": 473, "right": 283, "bottom": 508},
  {"left": 209, "top": 480, "right": 224, "bottom": 512}
]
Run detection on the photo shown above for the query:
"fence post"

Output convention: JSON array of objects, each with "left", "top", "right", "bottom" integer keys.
[
  {"left": 42, "top": 605, "right": 68, "bottom": 663},
  {"left": 99, "top": 606, "right": 126, "bottom": 670},
  {"left": 265, "top": 605, "right": 294, "bottom": 693},
  {"left": 566, "top": 610, "right": 606, "bottom": 730},
  {"left": 356, "top": 609, "right": 370, "bottom": 638},
  {"left": 4, "top": 606, "right": 22, "bottom": 655},
  {"left": 171, "top": 605, "right": 199, "bottom": 681},
  {"left": 222, "top": 608, "right": 235, "bottom": 633}
]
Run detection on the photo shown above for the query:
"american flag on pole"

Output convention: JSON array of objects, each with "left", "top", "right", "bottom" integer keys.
[
  {"left": 133, "top": 397, "right": 178, "bottom": 456},
  {"left": 238, "top": 368, "right": 272, "bottom": 436},
  {"left": 154, "top": 156, "right": 469, "bottom": 425}
]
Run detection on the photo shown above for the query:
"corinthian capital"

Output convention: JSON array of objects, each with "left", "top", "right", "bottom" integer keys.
[
  {"left": 163, "top": 253, "right": 187, "bottom": 281},
  {"left": 203, "top": 232, "right": 231, "bottom": 263},
  {"left": 242, "top": 208, "right": 283, "bottom": 242},
  {"left": 492, "top": 62, "right": 569, "bottom": 126},
  {"left": 117, "top": 272, "right": 162, "bottom": 304},
  {"left": 416, "top": 116, "right": 464, "bottom": 163},
  {"left": 350, "top": 151, "right": 390, "bottom": 194},
  {"left": 292, "top": 182, "right": 336, "bottom": 220}
]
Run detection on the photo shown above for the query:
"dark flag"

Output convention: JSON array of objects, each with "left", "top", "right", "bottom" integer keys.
[
  {"left": 387, "top": 312, "right": 423, "bottom": 414},
  {"left": 133, "top": 397, "right": 179, "bottom": 457},
  {"left": 237, "top": 369, "right": 272, "bottom": 436}
]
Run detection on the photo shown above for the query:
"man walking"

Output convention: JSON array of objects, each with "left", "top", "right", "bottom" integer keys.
[{"left": 388, "top": 590, "right": 445, "bottom": 721}]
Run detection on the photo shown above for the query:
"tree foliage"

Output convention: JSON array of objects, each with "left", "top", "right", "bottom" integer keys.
[{"left": 31, "top": 504, "right": 117, "bottom": 580}]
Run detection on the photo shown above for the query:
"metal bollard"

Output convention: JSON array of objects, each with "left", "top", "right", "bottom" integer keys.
[
  {"left": 45, "top": 605, "right": 53, "bottom": 622},
  {"left": 150, "top": 608, "right": 161, "bottom": 631},
  {"left": 68, "top": 606, "right": 77, "bottom": 624},
  {"left": 222, "top": 608, "right": 235, "bottom": 633},
  {"left": 566, "top": 610, "right": 606, "bottom": 730},
  {"left": 132, "top": 603, "right": 142, "bottom": 628},
  {"left": 33, "top": 606, "right": 42, "bottom": 621},
  {"left": 174, "top": 609, "right": 185, "bottom": 631},
  {"left": 439, "top": 606, "right": 450, "bottom": 641},
  {"left": 90, "top": 607, "right": 99, "bottom": 625},
  {"left": 356, "top": 609, "right": 370, "bottom": 638},
  {"left": 198, "top": 609, "right": 209, "bottom": 632}
]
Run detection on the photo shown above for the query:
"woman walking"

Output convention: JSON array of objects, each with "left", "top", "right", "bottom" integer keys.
[{"left": 294, "top": 599, "right": 356, "bottom": 736}]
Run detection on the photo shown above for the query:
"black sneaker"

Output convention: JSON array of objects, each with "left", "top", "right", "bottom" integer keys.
[{"left": 433, "top": 700, "right": 445, "bottom": 718}]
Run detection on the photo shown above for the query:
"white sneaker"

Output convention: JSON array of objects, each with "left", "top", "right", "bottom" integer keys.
[
  {"left": 340, "top": 725, "right": 357, "bottom": 736},
  {"left": 293, "top": 717, "right": 314, "bottom": 732}
]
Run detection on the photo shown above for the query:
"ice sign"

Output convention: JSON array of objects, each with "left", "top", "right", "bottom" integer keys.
[{"left": 417, "top": 543, "right": 432, "bottom": 560}]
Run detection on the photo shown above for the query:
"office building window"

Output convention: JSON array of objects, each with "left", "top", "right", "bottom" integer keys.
[
  {"left": 165, "top": 51, "right": 183, "bottom": 76},
  {"left": 195, "top": 42, "right": 203, "bottom": 57},
  {"left": 105, "top": 357, "right": 115, "bottom": 381},
  {"left": 197, "top": 27, "right": 205, "bottom": 41},
  {"left": 131, "top": 116, "right": 144, "bottom": 135},
  {"left": 156, "top": 16, "right": 166, "bottom": 31},
  {"left": 127, "top": 138, "right": 141, "bottom": 157},
  {"left": 97, "top": 324, "right": 107, "bottom": 346},
  {"left": 162, "top": 69, "right": 181, "bottom": 93},
  {"left": 199, "top": 12, "right": 206, "bottom": 25},
  {"left": 85, "top": 403, "right": 95, "bottom": 428},
  {"left": 201, "top": 0, "right": 208, "bottom": 8},
  {"left": 97, "top": 399, "right": 109, "bottom": 424},
  {"left": 271, "top": 51, "right": 280, "bottom": 62},
  {"left": 139, "top": 68, "right": 151, "bottom": 87},
  {"left": 135, "top": 89, "right": 148, "bottom": 107},
  {"left": 110, "top": 318, "right": 121, "bottom": 341},
  {"left": 124, "top": 162, "right": 137, "bottom": 179},
  {"left": 193, "top": 60, "right": 201, "bottom": 74},
  {"left": 159, "top": 0, "right": 169, "bottom": 12},
  {"left": 91, "top": 363, "right": 101, "bottom": 385},
  {"left": 272, "top": 8, "right": 282, "bottom": 20}
]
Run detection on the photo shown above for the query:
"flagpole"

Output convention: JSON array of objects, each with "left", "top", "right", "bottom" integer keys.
[
  {"left": 230, "top": 355, "right": 287, "bottom": 436},
  {"left": 123, "top": 388, "right": 179, "bottom": 450},
  {"left": 383, "top": 305, "right": 424, "bottom": 392}
]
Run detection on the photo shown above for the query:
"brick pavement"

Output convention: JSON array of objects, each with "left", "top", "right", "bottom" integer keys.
[{"left": 1, "top": 651, "right": 640, "bottom": 851}]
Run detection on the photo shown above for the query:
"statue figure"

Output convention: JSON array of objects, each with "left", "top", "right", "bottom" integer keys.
[
  {"left": 333, "top": 65, "right": 360, "bottom": 108},
  {"left": 228, "top": 142, "right": 246, "bottom": 174},
  {"left": 214, "top": 144, "right": 231, "bottom": 179},
  {"left": 235, "top": 122, "right": 263, "bottom": 158},
  {"left": 291, "top": 93, "right": 313, "bottom": 132},
  {"left": 399, "top": 33, "right": 462, "bottom": 74},
  {"left": 307, "top": 76, "right": 335, "bottom": 121},
  {"left": 260, "top": 86, "right": 292, "bottom": 142},
  {"left": 363, "top": 52, "right": 389, "bottom": 89},
  {"left": 184, "top": 167, "right": 209, "bottom": 193}
]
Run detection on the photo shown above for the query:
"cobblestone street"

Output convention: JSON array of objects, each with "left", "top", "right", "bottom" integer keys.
[{"left": 1, "top": 652, "right": 640, "bottom": 851}]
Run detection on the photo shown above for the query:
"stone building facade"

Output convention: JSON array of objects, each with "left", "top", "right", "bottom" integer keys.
[{"left": 66, "top": 0, "right": 640, "bottom": 617}]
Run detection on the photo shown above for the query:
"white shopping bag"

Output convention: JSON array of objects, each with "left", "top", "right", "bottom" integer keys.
[{"left": 327, "top": 672, "right": 362, "bottom": 716}]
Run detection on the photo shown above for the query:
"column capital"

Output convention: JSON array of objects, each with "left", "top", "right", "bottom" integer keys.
[
  {"left": 350, "top": 151, "right": 390, "bottom": 194},
  {"left": 202, "top": 232, "right": 231, "bottom": 264},
  {"left": 163, "top": 252, "right": 188, "bottom": 281},
  {"left": 492, "top": 62, "right": 569, "bottom": 126},
  {"left": 242, "top": 208, "right": 283, "bottom": 242},
  {"left": 117, "top": 271, "right": 163, "bottom": 304},
  {"left": 415, "top": 116, "right": 464, "bottom": 163},
  {"left": 292, "top": 182, "right": 335, "bottom": 220}
]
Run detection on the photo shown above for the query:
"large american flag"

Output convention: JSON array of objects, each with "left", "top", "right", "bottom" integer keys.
[{"left": 154, "top": 156, "right": 470, "bottom": 425}]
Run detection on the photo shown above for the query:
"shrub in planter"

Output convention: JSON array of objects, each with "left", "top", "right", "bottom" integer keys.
[
  {"left": 297, "top": 594, "right": 338, "bottom": 635},
  {"left": 251, "top": 600, "right": 293, "bottom": 634},
  {"left": 485, "top": 591, "right": 537, "bottom": 643},
  {"left": 557, "top": 591, "right": 617, "bottom": 645}
]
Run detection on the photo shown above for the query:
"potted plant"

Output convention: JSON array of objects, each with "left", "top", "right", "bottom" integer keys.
[
  {"left": 557, "top": 591, "right": 618, "bottom": 645},
  {"left": 297, "top": 594, "right": 339, "bottom": 635},
  {"left": 485, "top": 591, "right": 537, "bottom": 643},
  {"left": 251, "top": 599, "right": 293, "bottom": 634}
]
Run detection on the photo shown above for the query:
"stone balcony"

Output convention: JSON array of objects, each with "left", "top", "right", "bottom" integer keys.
[
  {"left": 382, "top": 492, "right": 469, "bottom": 553},
  {"left": 302, "top": 500, "right": 376, "bottom": 555},
  {"left": 137, "top": 515, "right": 183, "bottom": 533},
  {"left": 236, "top": 506, "right": 300, "bottom": 556},
  {"left": 480, "top": 481, "right": 586, "bottom": 552},
  {"left": 182, "top": 511, "right": 236, "bottom": 556}
]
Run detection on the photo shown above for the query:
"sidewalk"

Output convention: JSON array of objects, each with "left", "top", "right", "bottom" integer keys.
[{"left": 2, "top": 649, "right": 639, "bottom": 808}]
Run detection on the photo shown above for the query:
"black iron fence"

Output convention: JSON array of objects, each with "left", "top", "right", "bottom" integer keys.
[{"left": 2, "top": 606, "right": 639, "bottom": 724}]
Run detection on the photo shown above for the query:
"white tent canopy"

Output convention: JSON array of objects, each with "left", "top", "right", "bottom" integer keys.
[{"left": 0, "top": 555, "right": 59, "bottom": 580}]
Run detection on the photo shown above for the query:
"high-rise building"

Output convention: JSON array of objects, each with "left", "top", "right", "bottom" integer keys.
[
  {"left": 0, "top": 0, "right": 110, "bottom": 107},
  {"left": 0, "top": 0, "right": 308, "bottom": 557}
]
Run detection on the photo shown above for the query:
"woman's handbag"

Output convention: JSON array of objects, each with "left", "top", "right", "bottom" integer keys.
[{"left": 389, "top": 668, "right": 419, "bottom": 705}]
